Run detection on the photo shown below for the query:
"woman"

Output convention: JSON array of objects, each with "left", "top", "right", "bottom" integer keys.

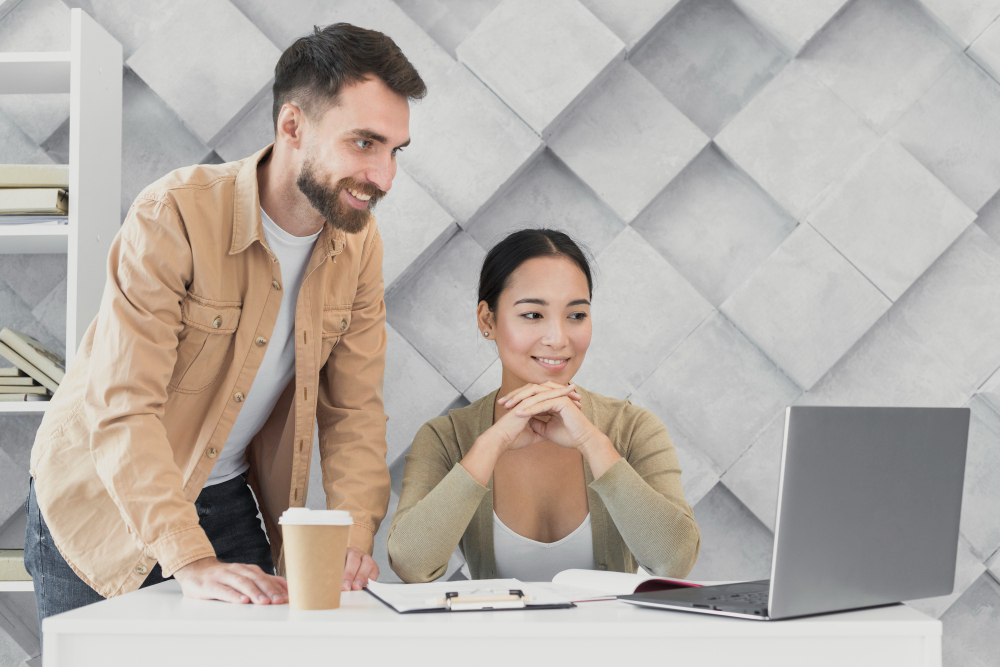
[{"left": 387, "top": 229, "right": 700, "bottom": 583}]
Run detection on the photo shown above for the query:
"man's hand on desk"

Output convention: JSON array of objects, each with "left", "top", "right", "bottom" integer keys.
[
  {"left": 173, "top": 557, "right": 289, "bottom": 605},
  {"left": 343, "top": 546, "right": 379, "bottom": 591}
]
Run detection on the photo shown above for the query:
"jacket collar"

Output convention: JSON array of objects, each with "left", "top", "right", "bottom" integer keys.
[{"left": 230, "top": 143, "right": 347, "bottom": 260}]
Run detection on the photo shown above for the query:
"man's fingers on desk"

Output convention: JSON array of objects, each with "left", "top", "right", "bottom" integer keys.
[
  {"left": 224, "top": 571, "right": 274, "bottom": 604},
  {"left": 342, "top": 548, "right": 362, "bottom": 591},
  {"left": 356, "top": 555, "right": 379, "bottom": 590},
  {"left": 237, "top": 563, "right": 288, "bottom": 601}
]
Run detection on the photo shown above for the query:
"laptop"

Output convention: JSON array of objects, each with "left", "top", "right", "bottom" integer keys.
[{"left": 619, "top": 406, "right": 970, "bottom": 620}]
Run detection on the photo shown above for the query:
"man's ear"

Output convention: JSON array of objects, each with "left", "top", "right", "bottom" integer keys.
[{"left": 276, "top": 103, "right": 305, "bottom": 149}]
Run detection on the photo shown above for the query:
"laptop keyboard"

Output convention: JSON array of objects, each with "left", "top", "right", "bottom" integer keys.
[{"left": 706, "top": 590, "right": 769, "bottom": 606}]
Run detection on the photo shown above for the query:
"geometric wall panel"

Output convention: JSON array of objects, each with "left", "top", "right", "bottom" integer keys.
[
  {"left": 803, "top": 0, "right": 959, "bottom": 133},
  {"left": 721, "top": 224, "right": 891, "bottom": 389},
  {"left": 916, "top": 0, "right": 1000, "bottom": 46},
  {"left": 630, "top": 0, "right": 786, "bottom": 137},
  {"left": 801, "top": 312, "right": 972, "bottom": 409},
  {"left": 728, "top": 0, "right": 851, "bottom": 55},
  {"left": 375, "top": 167, "right": 456, "bottom": 291},
  {"left": 632, "top": 144, "right": 797, "bottom": 307},
  {"left": 960, "top": 397, "right": 1000, "bottom": 562},
  {"left": 969, "top": 16, "right": 1000, "bottom": 84},
  {"left": 632, "top": 312, "right": 800, "bottom": 473},
  {"left": 0, "top": 0, "right": 71, "bottom": 145},
  {"left": 126, "top": 0, "right": 279, "bottom": 146},
  {"left": 548, "top": 62, "right": 708, "bottom": 222},
  {"left": 890, "top": 225, "right": 1000, "bottom": 394},
  {"left": 687, "top": 483, "right": 773, "bottom": 581},
  {"left": 385, "top": 231, "right": 495, "bottom": 393},
  {"left": 587, "top": 227, "right": 713, "bottom": 393},
  {"left": 890, "top": 57, "right": 1000, "bottom": 211},
  {"left": 941, "top": 573, "right": 1000, "bottom": 667},
  {"left": 466, "top": 150, "right": 625, "bottom": 254},
  {"left": 577, "top": 0, "right": 682, "bottom": 51},
  {"left": 716, "top": 61, "right": 879, "bottom": 220},
  {"left": 720, "top": 413, "right": 785, "bottom": 531},
  {"left": 808, "top": 139, "right": 975, "bottom": 301},
  {"left": 456, "top": 0, "right": 625, "bottom": 137}
]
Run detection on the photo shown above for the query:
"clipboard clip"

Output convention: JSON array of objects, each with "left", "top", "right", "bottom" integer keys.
[{"left": 444, "top": 589, "right": 528, "bottom": 611}]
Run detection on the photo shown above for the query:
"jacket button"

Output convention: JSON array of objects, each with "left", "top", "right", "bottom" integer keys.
[
  {"left": 234, "top": 392, "right": 244, "bottom": 403},
  {"left": 212, "top": 316, "right": 222, "bottom": 329},
  {"left": 597, "top": 563, "right": 607, "bottom": 570},
  {"left": 135, "top": 564, "right": 148, "bottom": 575},
  {"left": 340, "top": 319, "right": 347, "bottom": 331},
  {"left": 272, "top": 280, "right": 281, "bottom": 291},
  {"left": 206, "top": 447, "right": 218, "bottom": 458},
  {"left": 255, "top": 336, "right": 267, "bottom": 347}
]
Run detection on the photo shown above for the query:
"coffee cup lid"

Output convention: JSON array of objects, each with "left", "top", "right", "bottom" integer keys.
[{"left": 278, "top": 508, "right": 353, "bottom": 526}]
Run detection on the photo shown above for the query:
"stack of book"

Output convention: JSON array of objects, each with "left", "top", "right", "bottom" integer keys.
[
  {"left": 0, "top": 164, "right": 69, "bottom": 225},
  {"left": 0, "top": 328, "right": 64, "bottom": 402}
]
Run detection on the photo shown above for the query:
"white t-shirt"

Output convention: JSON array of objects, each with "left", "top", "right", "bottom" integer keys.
[
  {"left": 493, "top": 512, "right": 595, "bottom": 582},
  {"left": 205, "top": 208, "right": 320, "bottom": 486}
]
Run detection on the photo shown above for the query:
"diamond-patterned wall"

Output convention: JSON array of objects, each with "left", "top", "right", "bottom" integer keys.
[{"left": 2, "top": 0, "right": 1000, "bottom": 664}]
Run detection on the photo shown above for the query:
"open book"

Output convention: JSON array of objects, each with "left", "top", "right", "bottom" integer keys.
[
  {"left": 369, "top": 570, "right": 702, "bottom": 612},
  {"left": 548, "top": 569, "right": 702, "bottom": 602}
]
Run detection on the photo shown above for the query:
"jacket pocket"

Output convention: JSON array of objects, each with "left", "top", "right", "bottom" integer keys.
[
  {"left": 320, "top": 306, "right": 352, "bottom": 360},
  {"left": 168, "top": 294, "right": 242, "bottom": 393}
]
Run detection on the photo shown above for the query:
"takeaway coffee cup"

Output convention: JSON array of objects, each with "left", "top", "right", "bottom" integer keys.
[{"left": 279, "top": 508, "right": 353, "bottom": 610}]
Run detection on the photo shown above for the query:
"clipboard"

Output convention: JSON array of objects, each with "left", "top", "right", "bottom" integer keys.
[{"left": 366, "top": 579, "right": 576, "bottom": 613}]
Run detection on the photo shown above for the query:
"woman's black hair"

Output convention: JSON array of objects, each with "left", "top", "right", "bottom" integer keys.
[{"left": 478, "top": 228, "right": 594, "bottom": 312}]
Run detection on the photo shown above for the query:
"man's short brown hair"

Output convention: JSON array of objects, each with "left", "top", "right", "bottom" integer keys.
[{"left": 272, "top": 22, "right": 427, "bottom": 129}]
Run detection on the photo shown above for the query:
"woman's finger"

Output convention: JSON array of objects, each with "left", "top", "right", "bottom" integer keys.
[
  {"left": 505, "top": 384, "right": 575, "bottom": 411},
  {"left": 498, "top": 383, "right": 546, "bottom": 407},
  {"left": 514, "top": 396, "right": 576, "bottom": 418}
]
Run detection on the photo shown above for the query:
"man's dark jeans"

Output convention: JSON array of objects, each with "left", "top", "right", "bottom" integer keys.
[{"left": 23, "top": 472, "right": 274, "bottom": 636}]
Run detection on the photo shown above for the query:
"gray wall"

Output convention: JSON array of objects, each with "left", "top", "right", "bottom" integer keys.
[{"left": 2, "top": 0, "right": 1000, "bottom": 665}]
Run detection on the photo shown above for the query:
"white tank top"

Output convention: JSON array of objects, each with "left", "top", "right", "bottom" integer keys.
[{"left": 492, "top": 512, "right": 594, "bottom": 582}]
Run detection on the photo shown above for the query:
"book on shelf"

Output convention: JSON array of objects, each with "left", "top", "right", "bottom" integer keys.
[
  {"left": 0, "top": 215, "right": 68, "bottom": 226},
  {"left": 0, "top": 366, "right": 25, "bottom": 377},
  {"left": 0, "top": 341, "right": 60, "bottom": 394},
  {"left": 0, "top": 328, "right": 65, "bottom": 383},
  {"left": 0, "top": 188, "right": 68, "bottom": 215},
  {"left": 0, "top": 385, "right": 47, "bottom": 395},
  {"left": 0, "top": 550, "right": 31, "bottom": 582},
  {"left": 0, "top": 375, "right": 36, "bottom": 386},
  {"left": 0, "top": 164, "right": 69, "bottom": 189},
  {"left": 0, "top": 393, "right": 46, "bottom": 402}
]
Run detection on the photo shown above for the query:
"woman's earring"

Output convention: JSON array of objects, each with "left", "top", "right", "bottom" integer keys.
[{"left": 483, "top": 331, "right": 489, "bottom": 338}]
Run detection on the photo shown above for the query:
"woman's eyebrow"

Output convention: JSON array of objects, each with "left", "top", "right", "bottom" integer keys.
[{"left": 512, "top": 298, "right": 591, "bottom": 306}]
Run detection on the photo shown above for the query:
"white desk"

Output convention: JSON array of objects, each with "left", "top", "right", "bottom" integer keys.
[{"left": 44, "top": 581, "right": 941, "bottom": 667}]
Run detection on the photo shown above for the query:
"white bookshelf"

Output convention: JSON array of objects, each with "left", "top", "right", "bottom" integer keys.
[
  {"left": 0, "top": 9, "right": 122, "bottom": 414},
  {"left": 0, "top": 581, "right": 33, "bottom": 593}
]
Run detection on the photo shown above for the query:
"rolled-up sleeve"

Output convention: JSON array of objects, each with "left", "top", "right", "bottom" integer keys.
[
  {"left": 85, "top": 196, "right": 215, "bottom": 577},
  {"left": 316, "top": 225, "right": 390, "bottom": 555}
]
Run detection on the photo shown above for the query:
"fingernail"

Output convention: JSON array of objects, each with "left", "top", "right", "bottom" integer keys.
[
  {"left": 258, "top": 595, "right": 268, "bottom": 602},
  {"left": 355, "top": 580, "right": 363, "bottom": 588},
  {"left": 271, "top": 595, "right": 283, "bottom": 602}
]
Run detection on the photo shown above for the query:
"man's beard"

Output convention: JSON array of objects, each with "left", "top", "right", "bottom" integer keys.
[{"left": 296, "top": 158, "right": 385, "bottom": 234}]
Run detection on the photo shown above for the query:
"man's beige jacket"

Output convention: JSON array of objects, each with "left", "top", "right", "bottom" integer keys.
[{"left": 29, "top": 145, "right": 390, "bottom": 598}]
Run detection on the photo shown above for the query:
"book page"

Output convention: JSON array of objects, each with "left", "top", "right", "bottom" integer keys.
[{"left": 551, "top": 569, "right": 652, "bottom": 596}]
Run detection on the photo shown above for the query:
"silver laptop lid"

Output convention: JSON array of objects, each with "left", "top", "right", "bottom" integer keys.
[{"left": 768, "top": 406, "right": 969, "bottom": 619}]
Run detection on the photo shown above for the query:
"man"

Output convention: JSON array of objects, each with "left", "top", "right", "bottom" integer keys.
[{"left": 24, "top": 23, "right": 425, "bottom": 621}]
